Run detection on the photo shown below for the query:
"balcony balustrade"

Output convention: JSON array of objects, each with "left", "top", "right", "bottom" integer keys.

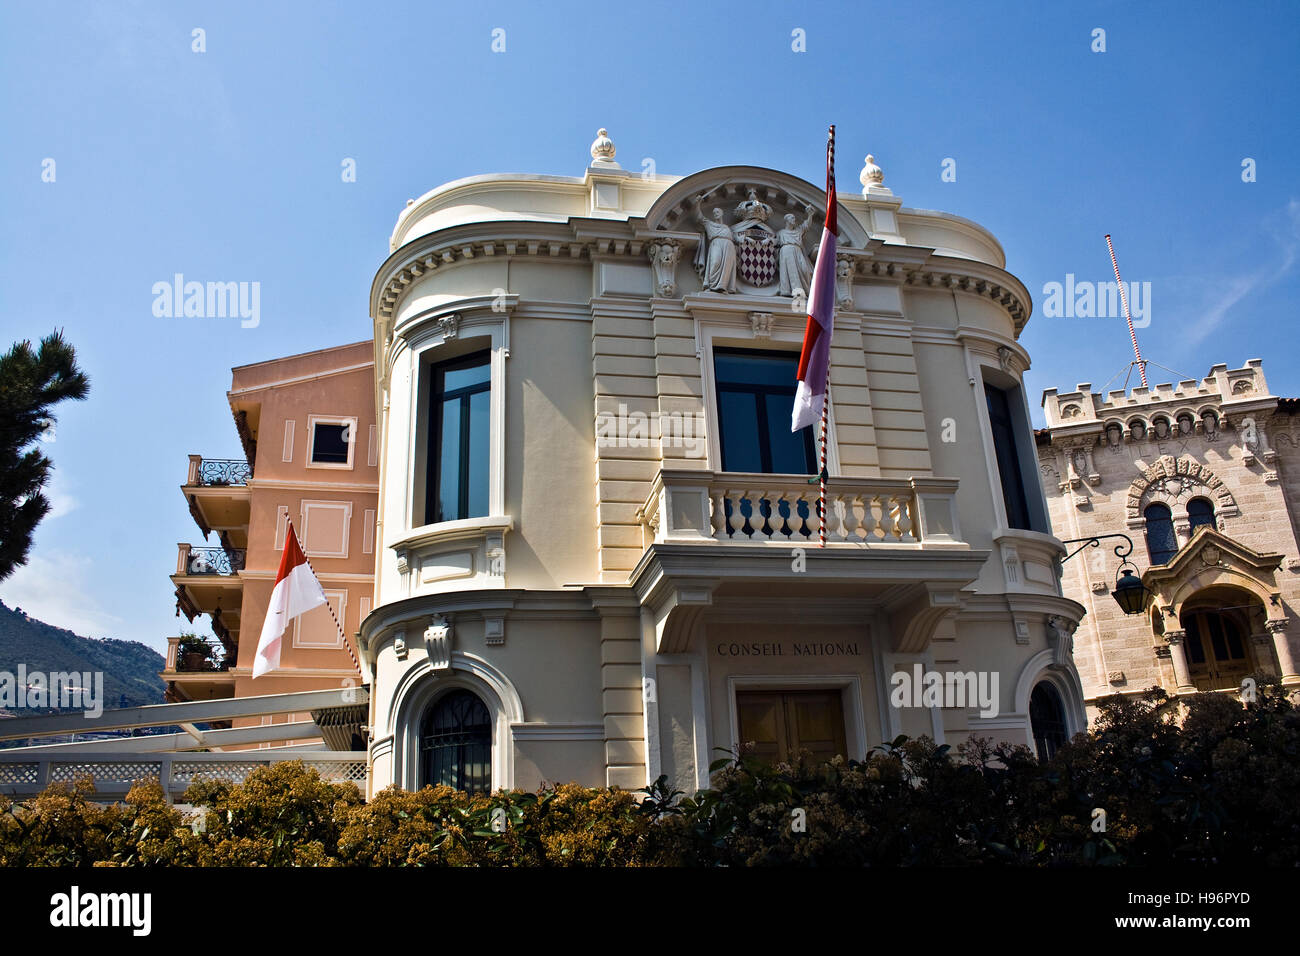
[
  {"left": 186, "top": 456, "right": 252, "bottom": 487},
  {"left": 178, "top": 545, "right": 246, "bottom": 576},
  {"left": 638, "top": 470, "right": 964, "bottom": 547}
]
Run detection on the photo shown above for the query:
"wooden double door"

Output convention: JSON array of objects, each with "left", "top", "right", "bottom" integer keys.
[{"left": 736, "top": 689, "right": 847, "bottom": 765}]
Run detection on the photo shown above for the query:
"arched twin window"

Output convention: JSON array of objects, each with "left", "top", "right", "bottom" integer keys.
[
  {"left": 1144, "top": 503, "right": 1178, "bottom": 565},
  {"left": 1144, "top": 498, "right": 1216, "bottom": 564},
  {"left": 420, "top": 690, "right": 492, "bottom": 793}
]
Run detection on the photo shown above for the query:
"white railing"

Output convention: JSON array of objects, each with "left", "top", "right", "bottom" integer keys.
[
  {"left": 639, "top": 470, "right": 964, "bottom": 546},
  {"left": 0, "top": 687, "right": 369, "bottom": 800},
  {"left": 0, "top": 751, "right": 367, "bottom": 800}
]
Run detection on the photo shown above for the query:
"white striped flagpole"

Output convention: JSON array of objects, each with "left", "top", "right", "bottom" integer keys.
[
  {"left": 1105, "top": 233, "right": 1148, "bottom": 389},
  {"left": 818, "top": 125, "right": 836, "bottom": 548},
  {"left": 286, "top": 518, "right": 363, "bottom": 679}
]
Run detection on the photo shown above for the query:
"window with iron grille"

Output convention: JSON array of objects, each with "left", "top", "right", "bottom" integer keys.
[
  {"left": 420, "top": 690, "right": 492, "bottom": 794},
  {"left": 1029, "top": 682, "right": 1068, "bottom": 761}
]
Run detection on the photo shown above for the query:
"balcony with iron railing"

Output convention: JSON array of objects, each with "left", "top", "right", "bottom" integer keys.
[
  {"left": 177, "top": 544, "right": 246, "bottom": 576},
  {"left": 183, "top": 454, "right": 252, "bottom": 541},
  {"left": 161, "top": 636, "right": 236, "bottom": 703},
  {"left": 171, "top": 544, "right": 245, "bottom": 648}
]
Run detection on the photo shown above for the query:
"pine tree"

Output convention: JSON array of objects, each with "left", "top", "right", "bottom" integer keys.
[{"left": 0, "top": 330, "right": 89, "bottom": 580}]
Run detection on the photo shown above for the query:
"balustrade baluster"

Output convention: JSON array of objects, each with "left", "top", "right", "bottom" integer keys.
[
  {"left": 726, "top": 490, "right": 745, "bottom": 539},
  {"left": 711, "top": 492, "right": 727, "bottom": 539},
  {"left": 896, "top": 495, "right": 917, "bottom": 542}
]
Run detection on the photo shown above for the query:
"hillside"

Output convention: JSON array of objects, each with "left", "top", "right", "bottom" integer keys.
[{"left": 0, "top": 599, "right": 165, "bottom": 712}]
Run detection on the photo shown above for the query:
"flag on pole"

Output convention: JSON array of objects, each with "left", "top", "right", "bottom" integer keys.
[
  {"left": 252, "top": 522, "right": 329, "bottom": 679},
  {"left": 791, "top": 128, "right": 837, "bottom": 433}
]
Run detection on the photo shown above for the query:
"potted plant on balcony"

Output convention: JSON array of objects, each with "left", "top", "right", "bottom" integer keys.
[{"left": 176, "top": 633, "right": 214, "bottom": 672}]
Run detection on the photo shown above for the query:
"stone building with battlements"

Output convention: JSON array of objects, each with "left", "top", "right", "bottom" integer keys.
[{"left": 1038, "top": 360, "right": 1300, "bottom": 712}]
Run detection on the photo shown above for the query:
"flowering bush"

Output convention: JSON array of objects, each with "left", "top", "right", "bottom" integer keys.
[{"left": 1, "top": 682, "right": 1296, "bottom": 866}]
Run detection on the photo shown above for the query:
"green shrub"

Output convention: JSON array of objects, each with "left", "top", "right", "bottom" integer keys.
[{"left": 1, "top": 685, "right": 1296, "bottom": 866}]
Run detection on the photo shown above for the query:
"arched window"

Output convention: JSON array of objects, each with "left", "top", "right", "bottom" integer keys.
[
  {"left": 1029, "top": 682, "right": 1068, "bottom": 761},
  {"left": 1144, "top": 502, "right": 1178, "bottom": 565},
  {"left": 1187, "top": 497, "right": 1216, "bottom": 534},
  {"left": 420, "top": 690, "right": 492, "bottom": 793}
]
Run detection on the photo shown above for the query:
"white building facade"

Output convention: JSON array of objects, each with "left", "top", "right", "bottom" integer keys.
[{"left": 359, "top": 131, "right": 1088, "bottom": 796}]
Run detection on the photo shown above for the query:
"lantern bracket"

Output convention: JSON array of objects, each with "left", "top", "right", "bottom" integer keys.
[{"left": 1059, "top": 532, "right": 1135, "bottom": 567}]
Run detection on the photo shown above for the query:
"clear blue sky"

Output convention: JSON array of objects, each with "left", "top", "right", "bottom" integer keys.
[{"left": 2, "top": 0, "right": 1297, "bottom": 649}]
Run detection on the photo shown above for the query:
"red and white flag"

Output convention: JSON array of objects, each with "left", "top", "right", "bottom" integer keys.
[
  {"left": 252, "top": 523, "right": 329, "bottom": 678},
  {"left": 792, "top": 128, "right": 838, "bottom": 433}
]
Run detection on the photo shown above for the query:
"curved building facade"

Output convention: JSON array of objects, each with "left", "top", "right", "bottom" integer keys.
[{"left": 360, "top": 133, "right": 1087, "bottom": 794}]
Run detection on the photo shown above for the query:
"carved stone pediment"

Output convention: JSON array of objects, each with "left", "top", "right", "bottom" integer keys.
[
  {"left": 1141, "top": 528, "right": 1284, "bottom": 613},
  {"left": 640, "top": 166, "right": 872, "bottom": 298}
]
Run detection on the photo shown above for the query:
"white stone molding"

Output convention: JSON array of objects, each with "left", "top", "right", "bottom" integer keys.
[
  {"left": 384, "top": 652, "right": 523, "bottom": 792},
  {"left": 1012, "top": 648, "right": 1087, "bottom": 749}
]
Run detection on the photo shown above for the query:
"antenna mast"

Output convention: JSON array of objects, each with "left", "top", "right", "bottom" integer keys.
[{"left": 1104, "top": 233, "right": 1148, "bottom": 389}]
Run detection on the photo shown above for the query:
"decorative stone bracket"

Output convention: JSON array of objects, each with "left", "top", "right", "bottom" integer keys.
[{"left": 424, "top": 614, "right": 452, "bottom": 671}]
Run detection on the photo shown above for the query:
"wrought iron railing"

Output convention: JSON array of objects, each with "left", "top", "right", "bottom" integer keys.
[
  {"left": 186, "top": 547, "right": 246, "bottom": 575},
  {"left": 195, "top": 458, "right": 251, "bottom": 486}
]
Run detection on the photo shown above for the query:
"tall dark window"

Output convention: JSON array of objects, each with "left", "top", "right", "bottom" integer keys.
[
  {"left": 1144, "top": 502, "right": 1178, "bottom": 565},
  {"left": 427, "top": 352, "right": 490, "bottom": 524},
  {"left": 420, "top": 690, "right": 492, "bottom": 793},
  {"left": 1029, "top": 682, "right": 1068, "bottom": 761},
  {"left": 1187, "top": 497, "right": 1216, "bottom": 534},
  {"left": 714, "top": 349, "right": 816, "bottom": 474},
  {"left": 984, "top": 384, "right": 1032, "bottom": 530}
]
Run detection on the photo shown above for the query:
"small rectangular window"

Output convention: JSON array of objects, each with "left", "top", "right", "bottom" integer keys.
[
  {"left": 306, "top": 415, "right": 357, "bottom": 469},
  {"left": 714, "top": 348, "right": 816, "bottom": 474},
  {"left": 311, "top": 423, "right": 350, "bottom": 463}
]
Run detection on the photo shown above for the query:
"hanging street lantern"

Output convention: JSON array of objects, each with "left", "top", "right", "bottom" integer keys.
[{"left": 1059, "top": 532, "right": 1153, "bottom": 616}]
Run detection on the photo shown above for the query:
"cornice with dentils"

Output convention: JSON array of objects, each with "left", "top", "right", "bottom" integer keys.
[{"left": 369, "top": 218, "right": 1032, "bottom": 341}]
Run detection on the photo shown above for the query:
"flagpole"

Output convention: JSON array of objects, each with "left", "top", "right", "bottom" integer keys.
[
  {"left": 818, "top": 125, "right": 836, "bottom": 549},
  {"left": 286, "top": 518, "right": 363, "bottom": 679},
  {"left": 1104, "top": 234, "right": 1148, "bottom": 389}
]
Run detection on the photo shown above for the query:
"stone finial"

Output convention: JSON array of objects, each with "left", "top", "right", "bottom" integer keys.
[
  {"left": 590, "top": 127, "right": 617, "bottom": 165},
  {"left": 860, "top": 154, "right": 885, "bottom": 194}
]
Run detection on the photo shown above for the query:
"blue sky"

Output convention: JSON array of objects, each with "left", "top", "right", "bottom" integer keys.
[{"left": 1, "top": 0, "right": 1297, "bottom": 649}]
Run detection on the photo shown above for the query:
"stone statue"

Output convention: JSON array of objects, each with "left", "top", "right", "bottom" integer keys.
[
  {"left": 835, "top": 254, "right": 854, "bottom": 309},
  {"left": 693, "top": 196, "right": 739, "bottom": 294},
  {"left": 776, "top": 205, "right": 816, "bottom": 297}
]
